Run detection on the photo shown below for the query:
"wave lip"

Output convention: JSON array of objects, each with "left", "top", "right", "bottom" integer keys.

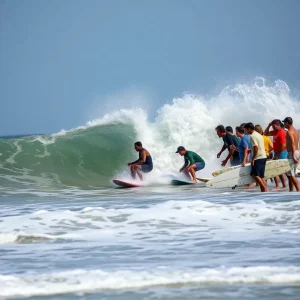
[
  {"left": 1, "top": 78, "right": 300, "bottom": 190},
  {"left": 1, "top": 266, "right": 300, "bottom": 298}
]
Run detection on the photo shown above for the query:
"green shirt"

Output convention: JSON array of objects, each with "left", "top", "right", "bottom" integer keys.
[
  {"left": 234, "top": 135, "right": 241, "bottom": 145},
  {"left": 183, "top": 150, "right": 204, "bottom": 167}
]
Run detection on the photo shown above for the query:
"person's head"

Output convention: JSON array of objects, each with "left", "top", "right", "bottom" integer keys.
[
  {"left": 225, "top": 126, "right": 233, "bottom": 134},
  {"left": 175, "top": 146, "right": 186, "bottom": 156},
  {"left": 243, "top": 122, "right": 255, "bottom": 134},
  {"left": 254, "top": 124, "right": 263, "bottom": 135},
  {"left": 215, "top": 125, "right": 226, "bottom": 138},
  {"left": 240, "top": 123, "right": 246, "bottom": 128},
  {"left": 271, "top": 119, "right": 283, "bottom": 131},
  {"left": 282, "top": 117, "right": 293, "bottom": 129},
  {"left": 134, "top": 141, "right": 143, "bottom": 151},
  {"left": 235, "top": 126, "right": 245, "bottom": 138}
]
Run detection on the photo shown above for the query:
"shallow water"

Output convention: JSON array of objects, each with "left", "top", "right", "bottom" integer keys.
[{"left": 1, "top": 184, "right": 300, "bottom": 299}]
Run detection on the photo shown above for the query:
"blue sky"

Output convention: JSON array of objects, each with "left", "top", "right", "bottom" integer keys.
[{"left": 0, "top": 0, "right": 299, "bottom": 135}]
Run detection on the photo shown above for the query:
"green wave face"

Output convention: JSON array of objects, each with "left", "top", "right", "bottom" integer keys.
[{"left": 0, "top": 124, "right": 136, "bottom": 189}]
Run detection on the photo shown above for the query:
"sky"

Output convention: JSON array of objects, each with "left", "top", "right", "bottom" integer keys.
[{"left": 0, "top": 0, "right": 299, "bottom": 135}]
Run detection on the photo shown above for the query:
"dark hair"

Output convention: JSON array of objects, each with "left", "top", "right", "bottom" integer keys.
[
  {"left": 235, "top": 126, "right": 245, "bottom": 134},
  {"left": 240, "top": 123, "right": 246, "bottom": 128},
  {"left": 225, "top": 126, "right": 233, "bottom": 133},
  {"left": 282, "top": 117, "right": 293, "bottom": 125},
  {"left": 271, "top": 119, "right": 284, "bottom": 127},
  {"left": 215, "top": 125, "right": 225, "bottom": 133},
  {"left": 134, "top": 141, "right": 142, "bottom": 147},
  {"left": 244, "top": 122, "right": 255, "bottom": 130}
]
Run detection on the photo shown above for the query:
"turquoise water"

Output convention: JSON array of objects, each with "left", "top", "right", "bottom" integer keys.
[{"left": 0, "top": 124, "right": 135, "bottom": 189}]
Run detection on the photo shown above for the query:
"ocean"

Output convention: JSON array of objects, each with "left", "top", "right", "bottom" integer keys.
[{"left": 0, "top": 78, "right": 300, "bottom": 299}]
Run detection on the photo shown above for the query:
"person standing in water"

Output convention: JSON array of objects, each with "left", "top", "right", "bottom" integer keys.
[
  {"left": 128, "top": 141, "right": 153, "bottom": 180},
  {"left": 226, "top": 126, "right": 241, "bottom": 145},
  {"left": 176, "top": 146, "right": 205, "bottom": 182},
  {"left": 264, "top": 119, "right": 287, "bottom": 189},
  {"left": 244, "top": 123, "right": 268, "bottom": 192},
  {"left": 282, "top": 117, "right": 300, "bottom": 192},
  {"left": 232, "top": 126, "right": 251, "bottom": 166},
  {"left": 255, "top": 124, "right": 273, "bottom": 160},
  {"left": 216, "top": 125, "right": 240, "bottom": 166}
]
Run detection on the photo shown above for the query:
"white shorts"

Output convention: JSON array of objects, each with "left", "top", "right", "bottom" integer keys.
[{"left": 286, "top": 150, "right": 300, "bottom": 177}]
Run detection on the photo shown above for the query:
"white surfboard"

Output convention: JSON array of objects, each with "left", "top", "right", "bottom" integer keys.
[
  {"left": 206, "top": 159, "right": 294, "bottom": 189},
  {"left": 212, "top": 165, "right": 241, "bottom": 177}
]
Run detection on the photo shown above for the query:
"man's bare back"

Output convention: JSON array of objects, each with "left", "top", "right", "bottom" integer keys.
[{"left": 286, "top": 126, "right": 299, "bottom": 152}]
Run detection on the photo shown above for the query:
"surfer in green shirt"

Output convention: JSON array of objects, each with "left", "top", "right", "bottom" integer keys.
[{"left": 176, "top": 146, "right": 205, "bottom": 182}]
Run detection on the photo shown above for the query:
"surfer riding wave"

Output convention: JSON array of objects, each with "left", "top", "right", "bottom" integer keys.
[{"left": 128, "top": 141, "right": 153, "bottom": 180}]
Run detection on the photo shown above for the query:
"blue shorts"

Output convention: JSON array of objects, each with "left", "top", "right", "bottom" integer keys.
[
  {"left": 251, "top": 158, "right": 267, "bottom": 178},
  {"left": 274, "top": 150, "right": 288, "bottom": 159},
  {"left": 194, "top": 162, "right": 205, "bottom": 171},
  {"left": 141, "top": 164, "right": 153, "bottom": 173}
]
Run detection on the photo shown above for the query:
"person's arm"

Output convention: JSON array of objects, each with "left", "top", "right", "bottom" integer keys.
[
  {"left": 128, "top": 159, "right": 139, "bottom": 166},
  {"left": 217, "top": 144, "right": 227, "bottom": 158},
  {"left": 251, "top": 145, "right": 258, "bottom": 166},
  {"left": 135, "top": 150, "right": 147, "bottom": 165},
  {"left": 221, "top": 148, "right": 235, "bottom": 166},
  {"left": 180, "top": 157, "right": 189, "bottom": 172},
  {"left": 241, "top": 143, "right": 248, "bottom": 167},
  {"left": 221, "top": 135, "right": 235, "bottom": 166},
  {"left": 264, "top": 123, "right": 274, "bottom": 136},
  {"left": 229, "top": 144, "right": 238, "bottom": 151},
  {"left": 287, "top": 131, "right": 298, "bottom": 163},
  {"left": 128, "top": 150, "right": 146, "bottom": 166},
  {"left": 139, "top": 150, "right": 147, "bottom": 164}
]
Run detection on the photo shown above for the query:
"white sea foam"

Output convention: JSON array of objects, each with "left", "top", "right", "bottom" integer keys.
[
  {"left": 49, "top": 78, "right": 300, "bottom": 179},
  {"left": 1, "top": 266, "right": 299, "bottom": 298},
  {"left": 3, "top": 78, "right": 298, "bottom": 188},
  {"left": 1, "top": 198, "right": 299, "bottom": 244}
]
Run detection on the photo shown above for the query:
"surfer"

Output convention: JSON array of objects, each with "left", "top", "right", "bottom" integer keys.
[
  {"left": 127, "top": 141, "right": 153, "bottom": 180},
  {"left": 176, "top": 146, "right": 205, "bottom": 182},
  {"left": 244, "top": 123, "right": 268, "bottom": 192},
  {"left": 215, "top": 125, "right": 240, "bottom": 166},
  {"left": 264, "top": 119, "right": 287, "bottom": 189},
  {"left": 282, "top": 117, "right": 300, "bottom": 192}
]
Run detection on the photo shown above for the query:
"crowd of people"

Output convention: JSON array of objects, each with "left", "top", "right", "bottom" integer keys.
[{"left": 127, "top": 117, "right": 300, "bottom": 193}]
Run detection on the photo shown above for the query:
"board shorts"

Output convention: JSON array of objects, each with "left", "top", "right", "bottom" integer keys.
[
  {"left": 274, "top": 150, "right": 288, "bottom": 159},
  {"left": 230, "top": 158, "right": 240, "bottom": 167},
  {"left": 194, "top": 162, "right": 205, "bottom": 172},
  {"left": 250, "top": 158, "right": 267, "bottom": 178},
  {"left": 141, "top": 164, "right": 153, "bottom": 173},
  {"left": 286, "top": 150, "right": 300, "bottom": 177}
]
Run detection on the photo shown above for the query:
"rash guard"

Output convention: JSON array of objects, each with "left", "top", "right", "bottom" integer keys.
[{"left": 183, "top": 151, "right": 205, "bottom": 167}]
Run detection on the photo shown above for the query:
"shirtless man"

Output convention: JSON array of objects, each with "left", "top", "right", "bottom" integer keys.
[
  {"left": 128, "top": 141, "right": 153, "bottom": 180},
  {"left": 282, "top": 117, "right": 300, "bottom": 192}
]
